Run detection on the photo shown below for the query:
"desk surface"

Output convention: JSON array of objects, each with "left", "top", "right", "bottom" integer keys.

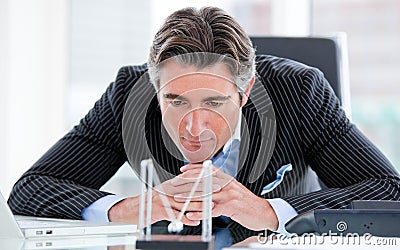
[{"left": 1, "top": 234, "right": 400, "bottom": 250}]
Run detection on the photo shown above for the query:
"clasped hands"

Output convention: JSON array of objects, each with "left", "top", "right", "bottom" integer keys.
[{"left": 108, "top": 163, "right": 278, "bottom": 231}]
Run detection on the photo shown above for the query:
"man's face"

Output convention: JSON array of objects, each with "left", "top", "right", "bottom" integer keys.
[{"left": 158, "top": 60, "right": 241, "bottom": 163}]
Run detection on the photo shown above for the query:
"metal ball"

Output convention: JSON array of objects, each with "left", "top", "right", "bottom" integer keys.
[{"left": 168, "top": 220, "right": 184, "bottom": 234}]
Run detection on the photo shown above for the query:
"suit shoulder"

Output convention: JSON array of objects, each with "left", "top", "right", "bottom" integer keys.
[
  {"left": 105, "top": 64, "right": 149, "bottom": 122},
  {"left": 110, "top": 64, "right": 149, "bottom": 100},
  {"left": 115, "top": 64, "right": 148, "bottom": 86},
  {"left": 255, "top": 55, "right": 322, "bottom": 80}
]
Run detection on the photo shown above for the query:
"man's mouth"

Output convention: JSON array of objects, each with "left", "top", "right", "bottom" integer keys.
[{"left": 180, "top": 137, "right": 214, "bottom": 149}]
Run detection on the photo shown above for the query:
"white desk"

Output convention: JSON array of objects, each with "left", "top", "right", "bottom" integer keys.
[{"left": 2, "top": 233, "right": 399, "bottom": 249}]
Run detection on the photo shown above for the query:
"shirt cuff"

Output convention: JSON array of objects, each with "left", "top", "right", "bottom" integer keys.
[
  {"left": 267, "top": 198, "right": 298, "bottom": 236},
  {"left": 81, "top": 195, "right": 126, "bottom": 222}
]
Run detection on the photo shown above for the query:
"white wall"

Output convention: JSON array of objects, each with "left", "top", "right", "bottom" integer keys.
[
  {"left": 0, "top": 0, "right": 10, "bottom": 197},
  {"left": 270, "top": 0, "right": 311, "bottom": 36},
  {"left": 0, "top": 0, "right": 67, "bottom": 198}
]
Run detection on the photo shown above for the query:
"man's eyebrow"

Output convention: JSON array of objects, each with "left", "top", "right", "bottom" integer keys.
[
  {"left": 163, "top": 93, "right": 188, "bottom": 101},
  {"left": 203, "top": 96, "right": 231, "bottom": 102},
  {"left": 163, "top": 94, "right": 231, "bottom": 102}
]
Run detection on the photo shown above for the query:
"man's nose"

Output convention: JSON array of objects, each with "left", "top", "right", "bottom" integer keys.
[{"left": 185, "top": 109, "right": 207, "bottom": 137}]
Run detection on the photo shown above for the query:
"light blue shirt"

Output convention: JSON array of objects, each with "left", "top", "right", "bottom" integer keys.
[{"left": 82, "top": 115, "right": 298, "bottom": 235}]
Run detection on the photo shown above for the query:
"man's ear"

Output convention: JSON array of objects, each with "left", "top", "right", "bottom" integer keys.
[{"left": 240, "top": 76, "right": 255, "bottom": 107}]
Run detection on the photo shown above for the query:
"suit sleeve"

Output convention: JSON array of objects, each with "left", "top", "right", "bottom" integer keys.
[
  {"left": 283, "top": 68, "right": 400, "bottom": 214},
  {"left": 7, "top": 66, "right": 135, "bottom": 219}
]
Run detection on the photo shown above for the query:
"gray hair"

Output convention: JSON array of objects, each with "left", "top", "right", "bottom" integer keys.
[
  {"left": 148, "top": 52, "right": 254, "bottom": 93},
  {"left": 148, "top": 6, "right": 256, "bottom": 94}
]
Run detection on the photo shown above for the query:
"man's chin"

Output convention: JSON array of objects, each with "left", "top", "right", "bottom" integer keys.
[{"left": 181, "top": 151, "right": 213, "bottom": 164}]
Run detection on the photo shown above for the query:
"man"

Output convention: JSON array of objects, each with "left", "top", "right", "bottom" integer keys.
[{"left": 8, "top": 6, "right": 400, "bottom": 243}]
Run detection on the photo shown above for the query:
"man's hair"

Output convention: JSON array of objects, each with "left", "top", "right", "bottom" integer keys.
[{"left": 148, "top": 6, "right": 256, "bottom": 93}]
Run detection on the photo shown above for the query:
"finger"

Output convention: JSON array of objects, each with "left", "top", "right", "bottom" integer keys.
[
  {"left": 152, "top": 196, "right": 201, "bottom": 226},
  {"left": 180, "top": 163, "right": 220, "bottom": 174},
  {"left": 212, "top": 176, "right": 235, "bottom": 189},
  {"left": 173, "top": 201, "right": 216, "bottom": 211},
  {"left": 168, "top": 201, "right": 208, "bottom": 226},
  {"left": 154, "top": 178, "right": 203, "bottom": 195},
  {"left": 185, "top": 205, "right": 225, "bottom": 221},
  {"left": 173, "top": 185, "right": 222, "bottom": 202},
  {"left": 169, "top": 209, "right": 200, "bottom": 226},
  {"left": 186, "top": 211, "right": 203, "bottom": 221},
  {"left": 180, "top": 163, "right": 203, "bottom": 172},
  {"left": 162, "top": 182, "right": 203, "bottom": 195},
  {"left": 163, "top": 181, "right": 216, "bottom": 197},
  {"left": 153, "top": 191, "right": 203, "bottom": 212},
  {"left": 172, "top": 168, "right": 221, "bottom": 186},
  {"left": 173, "top": 194, "right": 217, "bottom": 205},
  {"left": 180, "top": 216, "right": 201, "bottom": 226},
  {"left": 171, "top": 170, "right": 205, "bottom": 186},
  {"left": 167, "top": 174, "right": 233, "bottom": 194},
  {"left": 168, "top": 199, "right": 205, "bottom": 212},
  {"left": 173, "top": 192, "right": 204, "bottom": 202}
]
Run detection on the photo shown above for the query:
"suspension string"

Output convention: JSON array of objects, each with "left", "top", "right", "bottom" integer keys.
[{"left": 177, "top": 166, "right": 206, "bottom": 222}]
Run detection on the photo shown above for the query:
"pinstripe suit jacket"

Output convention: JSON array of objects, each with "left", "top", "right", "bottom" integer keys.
[{"left": 8, "top": 55, "right": 400, "bottom": 242}]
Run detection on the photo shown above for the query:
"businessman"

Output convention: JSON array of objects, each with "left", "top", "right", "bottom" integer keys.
[{"left": 8, "top": 6, "right": 400, "bottom": 243}]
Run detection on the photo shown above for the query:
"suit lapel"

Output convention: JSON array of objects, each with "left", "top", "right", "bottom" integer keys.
[{"left": 237, "top": 76, "right": 277, "bottom": 196}]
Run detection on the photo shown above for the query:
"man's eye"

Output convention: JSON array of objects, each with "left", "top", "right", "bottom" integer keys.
[
  {"left": 207, "top": 101, "right": 223, "bottom": 107},
  {"left": 170, "top": 100, "right": 185, "bottom": 106}
]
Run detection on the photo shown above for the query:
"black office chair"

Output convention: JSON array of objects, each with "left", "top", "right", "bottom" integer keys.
[
  {"left": 251, "top": 35, "right": 352, "bottom": 191},
  {"left": 250, "top": 35, "right": 351, "bottom": 117}
]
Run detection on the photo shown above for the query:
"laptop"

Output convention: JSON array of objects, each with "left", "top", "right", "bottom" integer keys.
[{"left": 0, "top": 191, "right": 137, "bottom": 239}]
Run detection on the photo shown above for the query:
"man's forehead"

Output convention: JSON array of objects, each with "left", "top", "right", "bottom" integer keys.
[{"left": 158, "top": 60, "right": 234, "bottom": 87}]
